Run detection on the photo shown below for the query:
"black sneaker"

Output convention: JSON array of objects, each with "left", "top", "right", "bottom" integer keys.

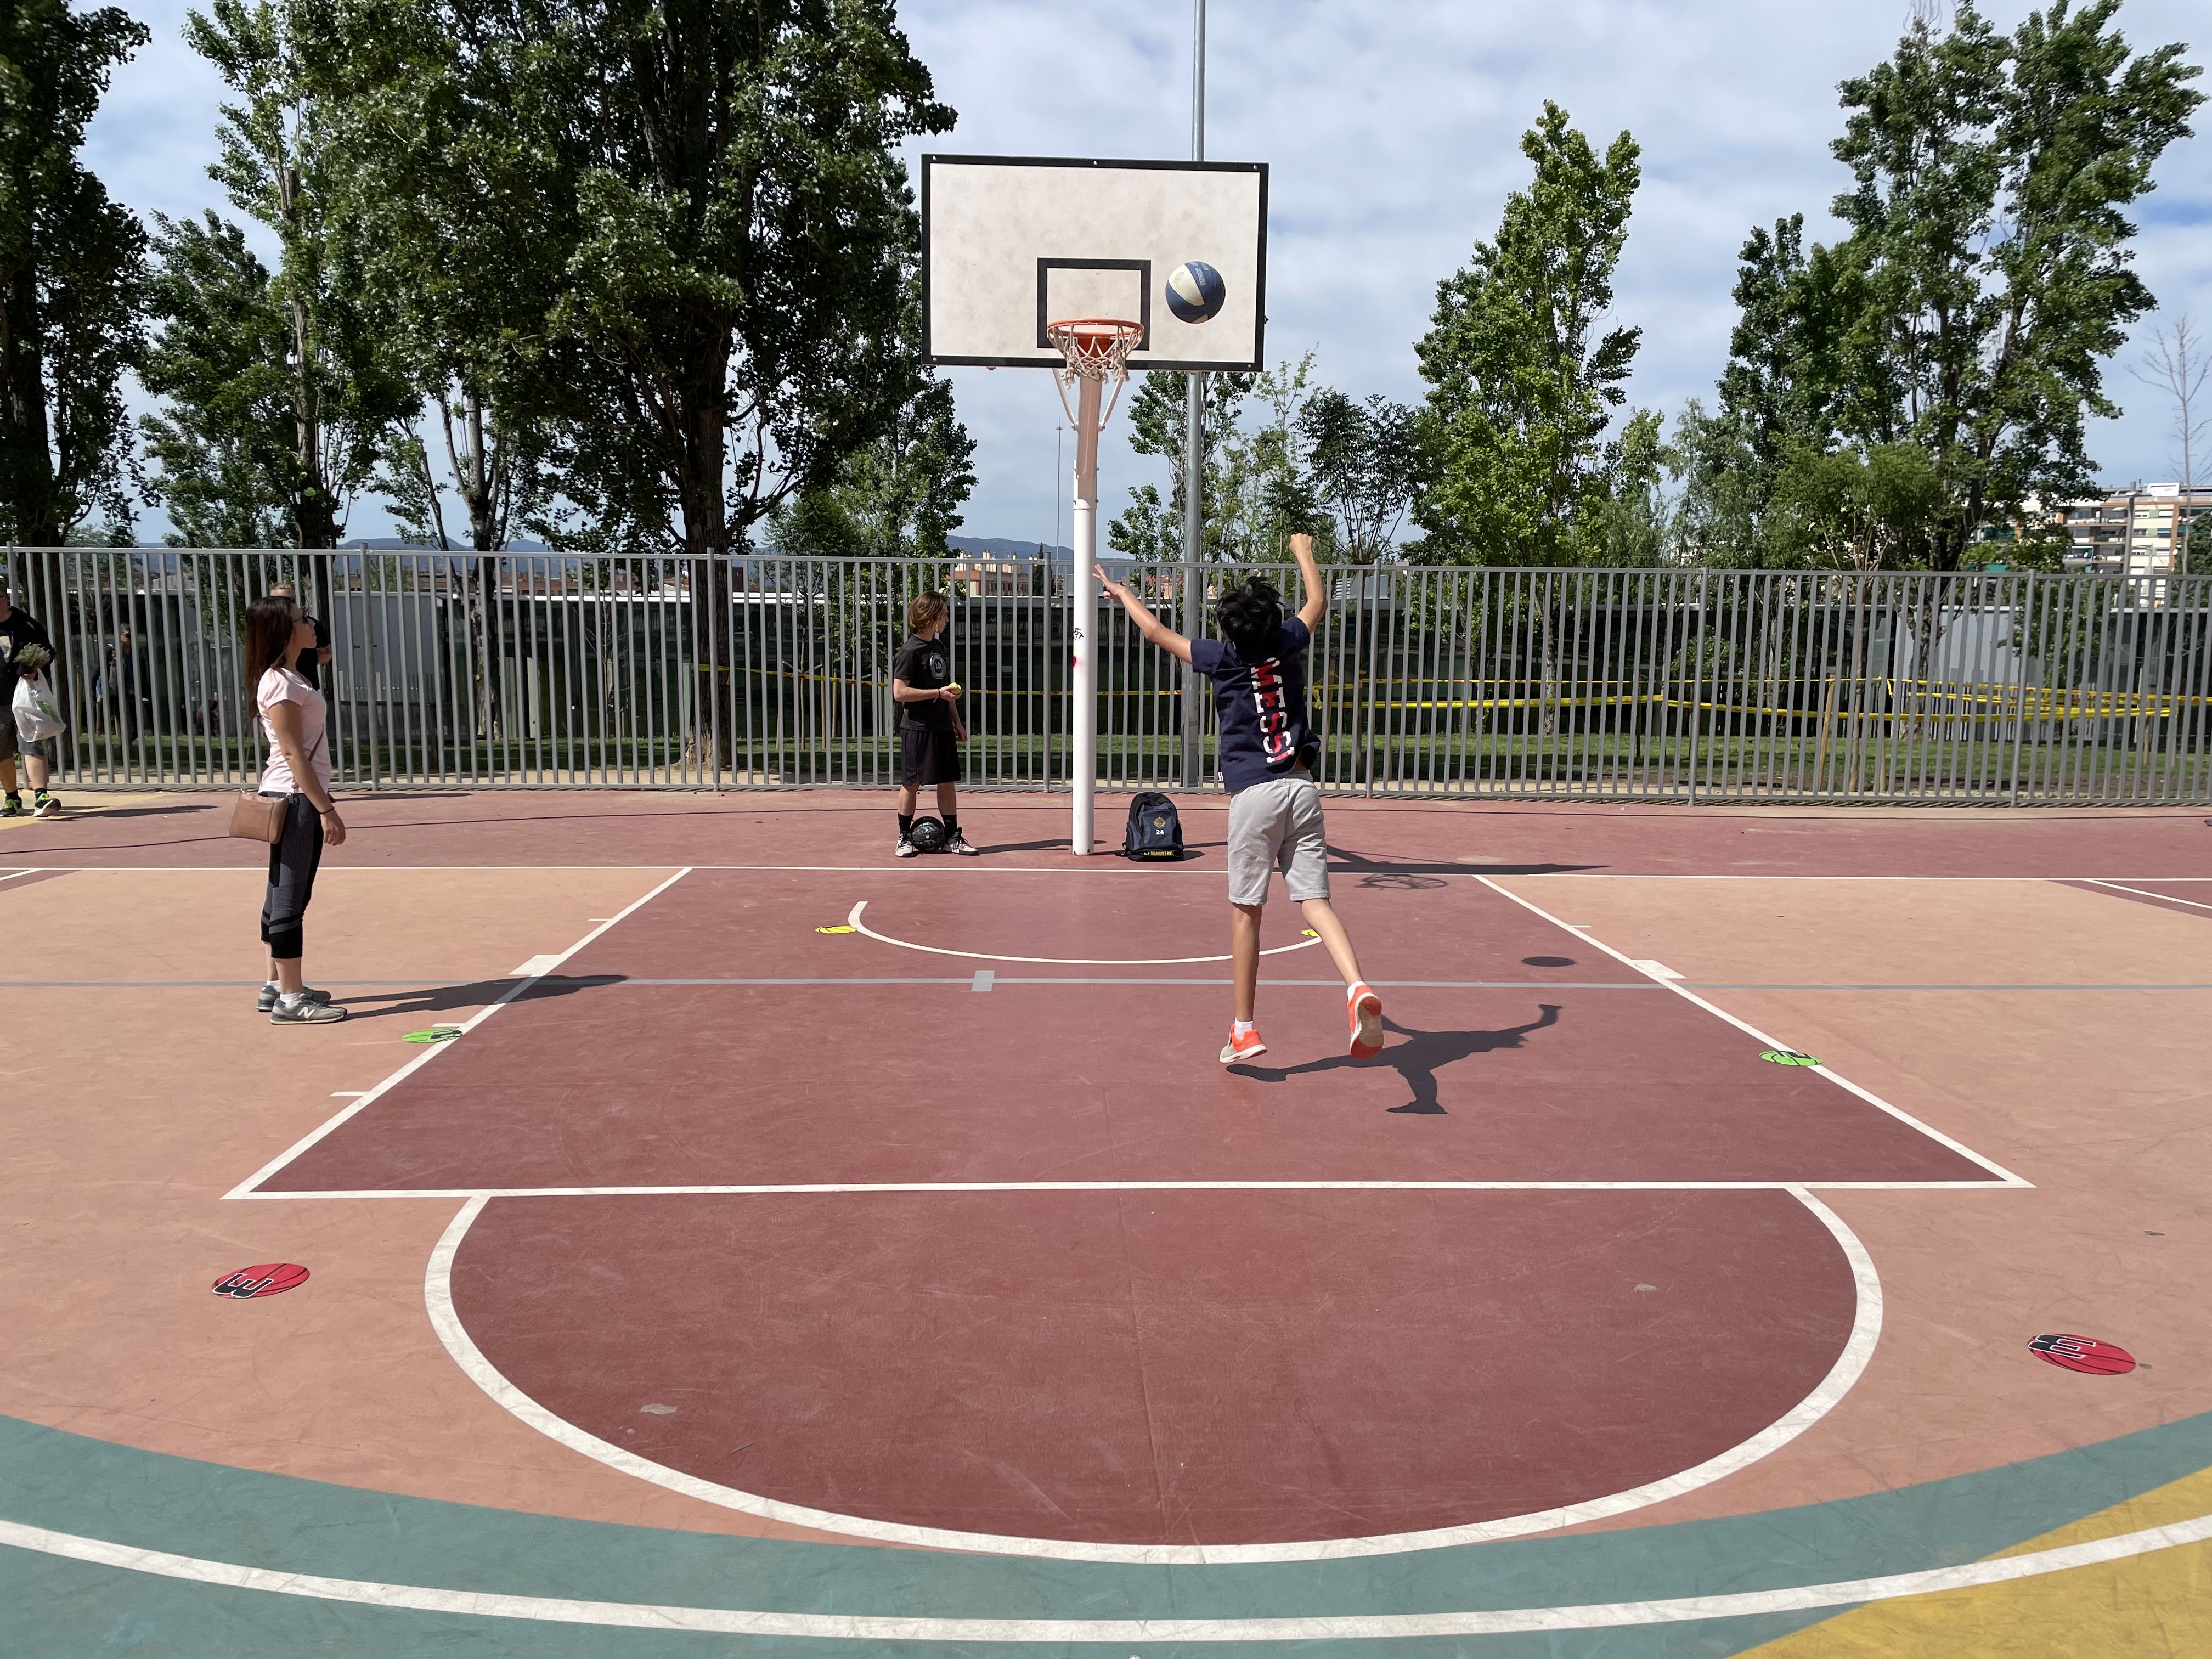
[
  {"left": 944, "top": 831, "right": 980, "bottom": 856},
  {"left": 0, "top": 794, "right": 19, "bottom": 818},
  {"left": 31, "top": 792, "right": 59, "bottom": 819},
  {"left": 894, "top": 835, "right": 919, "bottom": 859}
]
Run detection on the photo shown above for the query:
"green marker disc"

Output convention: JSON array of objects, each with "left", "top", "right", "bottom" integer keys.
[
  {"left": 1761, "top": 1049, "right": 1820, "bottom": 1067},
  {"left": 404, "top": 1028, "right": 462, "bottom": 1045}
]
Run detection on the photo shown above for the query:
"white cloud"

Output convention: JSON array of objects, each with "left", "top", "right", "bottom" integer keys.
[{"left": 86, "top": 0, "right": 2212, "bottom": 544}]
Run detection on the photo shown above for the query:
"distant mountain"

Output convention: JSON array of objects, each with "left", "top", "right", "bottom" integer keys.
[{"left": 341, "top": 536, "right": 552, "bottom": 552}]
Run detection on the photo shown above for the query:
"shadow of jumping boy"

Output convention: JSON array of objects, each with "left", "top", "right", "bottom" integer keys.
[{"left": 1231, "top": 1003, "right": 1561, "bottom": 1114}]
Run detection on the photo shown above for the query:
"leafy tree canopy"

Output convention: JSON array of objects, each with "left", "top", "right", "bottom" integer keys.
[
  {"left": 1691, "top": 0, "right": 2202, "bottom": 570},
  {"left": 1412, "top": 100, "right": 1646, "bottom": 566},
  {"left": 0, "top": 0, "right": 149, "bottom": 546}
]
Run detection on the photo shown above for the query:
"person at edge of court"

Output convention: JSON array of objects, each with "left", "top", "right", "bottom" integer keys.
[
  {"left": 0, "top": 583, "right": 63, "bottom": 818},
  {"left": 1097, "top": 533, "right": 1384, "bottom": 1064},
  {"left": 246, "top": 595, "right": 349, "bottom": 1023},
  {"left": 890, "top": 589, "right": 978, "bottom": 857},
  {"left": 267, "top": 580, "right": 332, "bottom": 690}
]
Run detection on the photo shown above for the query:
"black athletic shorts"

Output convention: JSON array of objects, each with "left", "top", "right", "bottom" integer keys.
[{"left": 900, "top": 727, "right": 962, "bottom": 787}]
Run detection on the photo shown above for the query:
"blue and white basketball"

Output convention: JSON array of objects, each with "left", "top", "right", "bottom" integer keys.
[{"left": 1164, "top": 261, "right": 1227, "bottom": 325}]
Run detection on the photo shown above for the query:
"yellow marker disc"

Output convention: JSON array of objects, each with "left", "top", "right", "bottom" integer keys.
[
  {"left": 1301, "top": 929, "right": 1318, "bottom": 938},
  {"left": 816, "top": 925, "right": 856, "bottom": 935}
]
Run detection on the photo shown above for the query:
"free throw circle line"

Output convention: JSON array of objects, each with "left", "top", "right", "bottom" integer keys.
[
  {"left": 426, "top": 1188, "right": 1880, "bottom": 1564},
  {"left": 844, "top": 899, "right": 1323, "bottom": 967}
]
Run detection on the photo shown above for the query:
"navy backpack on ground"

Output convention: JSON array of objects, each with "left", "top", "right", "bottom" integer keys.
[{"left": 1123, "top": 792, "right": 1184, "bottom": 860}]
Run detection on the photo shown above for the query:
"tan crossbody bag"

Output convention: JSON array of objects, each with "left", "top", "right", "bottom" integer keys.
[{"left": 229, "top": 724, "right": 328, "bottom": 844}]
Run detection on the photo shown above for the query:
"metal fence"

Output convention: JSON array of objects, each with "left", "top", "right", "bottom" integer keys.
[{"left": 9, "top": 546, "right": 2211, "bottom": 803}]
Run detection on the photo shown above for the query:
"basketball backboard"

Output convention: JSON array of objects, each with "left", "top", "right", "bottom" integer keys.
[{"left": 921, "top": 155, "right": 1267, "bottom": 373}]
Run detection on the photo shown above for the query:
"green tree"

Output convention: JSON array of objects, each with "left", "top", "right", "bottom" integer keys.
[
  {"left": 765, "top": 362, "right": 975, "bottom": 558},
  {"left": 1210, "top": 354, "right": 1336, "bottom": 562},
  {"left": 137, "top": 213, "right": 295, "bottom": 546},
  {"left": 0, "top": 0, "right": 147, "bottom": 548},
  {"left": 1413, "top": 101, "right": 1643, "bottom": 567},
  {"left": 377, "top": 0, "right": 956, "bottom": 558},
  {"left": 1107, "top": 368, "right": 1254, "bottom": 562},
  {"left": 1296, "top": 388, "right": 1420, "bottom": 561},
  {"left": 141, "top": 0, "right": 414, "bottom": 548},
  {"left": 292, "top": 0, "right": 565, "bottom": 554}
]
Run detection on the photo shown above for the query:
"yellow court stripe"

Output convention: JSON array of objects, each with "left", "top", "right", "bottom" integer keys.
[{"left": 1739, "top": 1462, "right": 2212, "bottom": 1657}]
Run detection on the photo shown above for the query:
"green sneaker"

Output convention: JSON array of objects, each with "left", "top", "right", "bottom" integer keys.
[{"left": 0, "top": 794, "right": 19, "bottom": 818}]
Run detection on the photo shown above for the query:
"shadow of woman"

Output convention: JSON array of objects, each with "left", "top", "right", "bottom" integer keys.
[{"left": 1230, "top": 1003, "right": 1562, "bottom": 1114}]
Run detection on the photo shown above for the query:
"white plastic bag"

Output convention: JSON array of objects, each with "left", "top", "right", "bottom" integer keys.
[{"left": 12, "top": 671, "right": 65, "bottom": 741}]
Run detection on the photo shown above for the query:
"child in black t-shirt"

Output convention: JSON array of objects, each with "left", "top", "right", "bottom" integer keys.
[
  {"left": 1098, "top": 535, "right": 1383, "bottom": 1064},
  {"left": 890, "top": 590, "right": 977, "bottom": 856}
]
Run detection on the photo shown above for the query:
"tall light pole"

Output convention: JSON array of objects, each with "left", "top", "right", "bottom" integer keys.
[{"left": 1179, "top": 0, "right": 1206, "bottom": 788}]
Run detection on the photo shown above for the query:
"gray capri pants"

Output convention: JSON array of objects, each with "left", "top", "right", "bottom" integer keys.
[{"left": 1225, "top": 773, "right": 1330, "bottom": 906}]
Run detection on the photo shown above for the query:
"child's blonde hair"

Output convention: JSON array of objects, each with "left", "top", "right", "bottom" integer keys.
[{"left": 907, "top": 590, "right": 949, "bottom": 633}]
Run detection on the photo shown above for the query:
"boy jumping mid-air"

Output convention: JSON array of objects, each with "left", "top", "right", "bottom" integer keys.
[
  {"left": 1098, "top": 535, "right": 1384, "bottom": 1064},
  {"left": 891, "top": 590, "right": 979, "bottom": 857}
]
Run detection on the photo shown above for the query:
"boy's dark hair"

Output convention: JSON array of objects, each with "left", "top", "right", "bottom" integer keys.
[
  {"left": 1214, "top": 577, "right": 1283, "bottom": 663},
  {"left": 907, "top": 590, "right": 949, "bottom": 634},
  {"left": 244, "top": 596, "right": 302, "bottom": 684}
]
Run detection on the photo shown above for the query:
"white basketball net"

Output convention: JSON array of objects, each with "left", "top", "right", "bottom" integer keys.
[{"left": 1047, "top": 317, "right": 1142, "bottom": 428}]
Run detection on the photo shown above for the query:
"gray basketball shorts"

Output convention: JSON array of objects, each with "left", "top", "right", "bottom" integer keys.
[{"left": 1225, "top": 774, "right": 1329, "bottom": 906}]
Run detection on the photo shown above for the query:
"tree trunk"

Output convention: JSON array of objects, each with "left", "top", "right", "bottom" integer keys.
[
  {"left": 0, "top": 263, "right": 60, "bottom": 549},
  {"left": 680, "top": 332, "right": 735, "bottom": 777}
]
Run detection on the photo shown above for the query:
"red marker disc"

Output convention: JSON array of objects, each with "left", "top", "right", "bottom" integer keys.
[
  {"left": 2028, "top": 1333, "right": 2135, "bottom": 1375},
  {"left": 211, "top": 1263, "right": 310, "bottom": 1300}
]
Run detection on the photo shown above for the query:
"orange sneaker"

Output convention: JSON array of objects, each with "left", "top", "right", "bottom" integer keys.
[
  {"left": 1348, "top": 983, "right": 1384, "bottom": 1058},
  {"left": 1220, "top": 1026, "right": 1267, "bottom": 1064}
]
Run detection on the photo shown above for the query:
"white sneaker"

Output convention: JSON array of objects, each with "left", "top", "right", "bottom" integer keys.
[{"left": 895, "top": 836, "right": 919, "bottom": 859}]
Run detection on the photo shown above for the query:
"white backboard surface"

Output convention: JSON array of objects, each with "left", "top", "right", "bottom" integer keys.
[{"left": 921, "top": 155, "right": 1267, "bottom": 373}]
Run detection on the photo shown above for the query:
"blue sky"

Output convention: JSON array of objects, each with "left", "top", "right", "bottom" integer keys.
[{"left": 87, "top": 0, "right": 2210, "bottom": 547}]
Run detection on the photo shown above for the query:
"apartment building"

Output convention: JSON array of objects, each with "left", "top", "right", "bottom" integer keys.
[{"left": 2062, "top": 483, "right": 2211, "bottom": 574}]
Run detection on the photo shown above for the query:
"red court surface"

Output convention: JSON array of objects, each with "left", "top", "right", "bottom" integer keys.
[
  {"left": 450, "top": 1187, "right": 1859, "bottom": 1547},
  {"left": 4, "top": 793, "right": 2210, "bottom": 1656},
  {"left": 229, "top": 860, "right": 2005, "bottom": 1552},
  {"left": 252, "top": 873, "right": 2001, "bottom": 1195}
]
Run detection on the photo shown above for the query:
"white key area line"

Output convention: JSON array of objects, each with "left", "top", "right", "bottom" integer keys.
[
  {"left": 2089, "top": 878, "right": 2212, "bottom": 912},
  {"left": 1472, "top": 876, "right": 2034, "bottom": 1189},
  {"left": 232, "top": 1178, "right": 2023, "bottom": 1201},
  {"left": 221, "top": 868, "right": 694, "bottom": 1200}
]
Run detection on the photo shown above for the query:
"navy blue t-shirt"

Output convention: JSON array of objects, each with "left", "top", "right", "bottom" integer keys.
[{"left": 1190, "top": 617, "right": 1319, "bottom": 792}]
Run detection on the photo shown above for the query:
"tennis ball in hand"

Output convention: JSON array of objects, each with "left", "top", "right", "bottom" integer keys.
[{"left": 944, "top": 681, "right": 961, "bottom": 695}]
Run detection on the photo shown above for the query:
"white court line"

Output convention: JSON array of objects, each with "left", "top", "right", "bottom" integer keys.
[
  {"left": 846, "top": 898, "right": 1323, "bottom": 966},
  {"left": 1475, "top": 877, "right": 2033, "bottom": 1190},
  {"left": 34, "top": 861, "right": 2212, "bottom": 884},
  {"left": 422, "top": 1188, "right": 1886, "bottom": 1564},
  {"left": 2089, "top": 878, "right": 2212, "bottom": 913},
  {"left": 223, "top": 868, "right": 693, "bottom": 1200},
  {"left": 7, "top": 1504, "right": 2210, "bottom": 1641},
  {"left": 0, "top": 867, "right": 45, "bottom": 883},
  {"left": 236, "top": 1177, "right": 2018, "bottom": 1201}
]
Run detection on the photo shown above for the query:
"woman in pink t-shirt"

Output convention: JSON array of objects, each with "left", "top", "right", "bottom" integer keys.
[{"left": 246, "top": 596, "right": 348, "bottom": 1024}]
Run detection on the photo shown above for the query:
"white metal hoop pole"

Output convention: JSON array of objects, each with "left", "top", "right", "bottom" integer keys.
[{"left": 1070, "top": 373, "right": 1103, "bottom": 854}]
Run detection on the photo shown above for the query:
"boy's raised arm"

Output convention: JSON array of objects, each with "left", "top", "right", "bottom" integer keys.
[
  {"left": 1094, "top": 565, "right": 1194, "bottom": 664},
  {"left": 1291, "top": 533, "right": 1327, "bottom": 631}
]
